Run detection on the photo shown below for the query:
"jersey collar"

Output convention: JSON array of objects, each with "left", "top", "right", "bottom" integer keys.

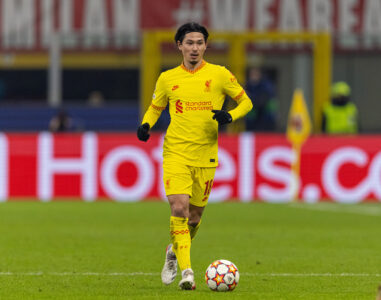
[{"left": 181, "top": 60, "right": 207, "bottom": 74}]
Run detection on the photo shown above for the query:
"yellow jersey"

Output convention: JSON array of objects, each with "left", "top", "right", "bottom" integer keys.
[{"left": 142, "top": 60, "right": 253, "bottom": 167}]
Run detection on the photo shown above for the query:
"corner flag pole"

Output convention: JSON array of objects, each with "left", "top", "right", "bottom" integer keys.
[{"left": 286, "top": 89, "right": 312, "bottom": 202}]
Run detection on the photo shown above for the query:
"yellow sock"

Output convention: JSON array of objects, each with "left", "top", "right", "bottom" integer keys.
[
  {"left": 170, "top": 216, "right": 191, "bottom": 271},
  {"left": 188, "top": 220, "right": 202, "bottom": 241}
]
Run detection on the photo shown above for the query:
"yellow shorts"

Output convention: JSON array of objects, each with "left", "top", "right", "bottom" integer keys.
[{"left": 163, "top": 161, "right": 216, "bottom": 207}]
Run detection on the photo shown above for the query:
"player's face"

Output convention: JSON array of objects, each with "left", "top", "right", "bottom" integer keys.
[{"left": 178, "top": 32, "right": 207, "bottom": 66}]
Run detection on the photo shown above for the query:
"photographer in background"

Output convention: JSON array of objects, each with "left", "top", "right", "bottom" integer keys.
[
  {"left": 49, "top": 109, "right": 74, "bottom": 132},
  {"left": 244, "top": 67, "right": 277, "bottom": 132}
]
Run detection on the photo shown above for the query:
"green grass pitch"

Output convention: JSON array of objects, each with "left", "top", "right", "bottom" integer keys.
[{"left": 0, "top": 201, "right": 380, "bottom": 299}]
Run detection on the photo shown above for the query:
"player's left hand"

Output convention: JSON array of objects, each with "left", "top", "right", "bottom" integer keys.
[
  {"left": 137, "top": 123, "right": 150, "bottom": 142},
  {"left": 211, "top": 110, "right": 232, "bottom": 125}
]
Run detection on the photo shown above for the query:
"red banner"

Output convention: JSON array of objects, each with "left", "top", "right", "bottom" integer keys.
[
  {"left": 1, "top": 132, "right": 381, "bottom": 203},
  {"left": 0, "top": 0, "right": 381, "bottom": 50}
]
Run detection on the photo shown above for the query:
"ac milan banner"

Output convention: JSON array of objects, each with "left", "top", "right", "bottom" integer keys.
[
  {"left": 0, "top": 0, "right": 381, "bottom": 50},
  {"left": 1, "top": 132, "right": 381, "bottom": 203}
]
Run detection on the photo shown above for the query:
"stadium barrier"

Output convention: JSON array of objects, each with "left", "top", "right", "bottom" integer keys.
[
  {"left": 0, "top": 106, "right": 139, "bottom": 131},
  {"left": 0, "top": 132, "right": 380, "bottom": 203}
]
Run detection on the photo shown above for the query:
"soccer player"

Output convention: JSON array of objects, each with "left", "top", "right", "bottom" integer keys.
[{"left": 137, "top": 22, "right": 253, "bottom": 290}]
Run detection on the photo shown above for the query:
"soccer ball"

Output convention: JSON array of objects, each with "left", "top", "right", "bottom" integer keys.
[{"left": 205, "top": 259, "right": 239, "bottom": 291}]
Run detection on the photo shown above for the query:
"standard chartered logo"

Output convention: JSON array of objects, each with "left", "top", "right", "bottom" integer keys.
[
  {"left": 184, "top": 100, "right": 213, "bottom": 111},
  {"left": 174, "top": 100, "right": 213, "bottom": 112}
]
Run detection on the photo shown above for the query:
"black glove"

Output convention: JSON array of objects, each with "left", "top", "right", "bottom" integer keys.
[
  {"left": 137, "top": 123, "right": 150, "bottom": 142},
  {"left": 211, "top": 110, "right": 232, "bottom": 125}
]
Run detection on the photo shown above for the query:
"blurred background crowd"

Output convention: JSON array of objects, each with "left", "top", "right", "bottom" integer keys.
[{"left": 0, "top": 0, "right": 380, "bottom": 134}]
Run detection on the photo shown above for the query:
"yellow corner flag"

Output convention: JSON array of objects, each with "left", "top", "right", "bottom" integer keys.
[
  {"left": 286, "top": 89, "right": 312, "bottom": 201},
  {"left": 287, "top": 89, "right": 312, "bottom": 145}
]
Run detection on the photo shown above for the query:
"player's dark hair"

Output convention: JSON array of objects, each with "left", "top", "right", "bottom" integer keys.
[{"left": 174, "top": 22, "right": 209, "bottom": 44}]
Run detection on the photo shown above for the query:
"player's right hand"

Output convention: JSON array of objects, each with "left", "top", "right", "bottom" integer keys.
[{"left": 137, "top": 123, "right": 150, "bottom": 142}]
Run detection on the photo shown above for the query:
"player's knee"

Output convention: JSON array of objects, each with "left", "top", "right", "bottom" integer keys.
[{"left": 171, "top": 202, "right": 188, "bottom": 218}]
